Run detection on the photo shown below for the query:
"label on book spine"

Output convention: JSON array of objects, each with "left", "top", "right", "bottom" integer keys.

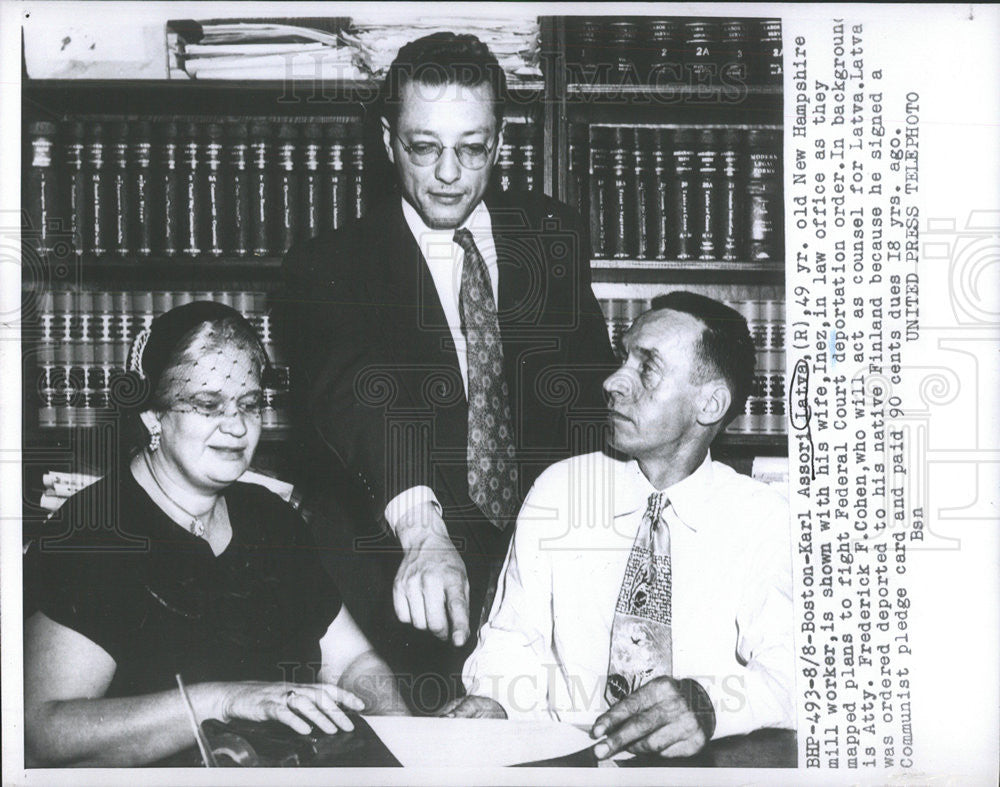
[
  {"left": 696, "top": 129, "right": 719, "bottom": 261},
  {"left": 227, "top": 123, "right": 250, "bottom": 256},
  {"left": 111, "top": 123, "right": 131, "bottom": 256},
  {"left": 134, "top": 121, "right": 153, "bottom": 256},
  {"left": 205, "top": 124, "right": 224, "bottom": 256},
  {"left": 671, "top": 129, "right": 695, "bottom": 261}
]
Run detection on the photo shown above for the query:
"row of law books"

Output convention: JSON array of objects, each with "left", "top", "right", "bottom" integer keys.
[
  {"left": 568, "top": 124, "right": 782, "bottom": 263},
  {"left": 24, "top": 118, "right": 368, "bottom": 260},
  {"left": 32, "top": 289, "right": 290, "bottom": 431},
  {"left": 493, "top": 121, "right": 543, "bottom": 194},
  {"left": 24, "top": 117, "right": 543, "bottom": 261},
  {"left": 564, "top": 16, "right": 782, "bottom": 87},
  {"left": 598, "top": 297, "right": 786, "bottom": 435}
]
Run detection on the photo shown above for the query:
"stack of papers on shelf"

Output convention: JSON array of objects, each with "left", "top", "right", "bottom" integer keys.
[
  {"left": 167, "top": 18, "right": 365, "bottom": 81},
  {"left": 344, "top": 14, "right": 543, "bottom": 85},
  {"left": 38, "top": 471, "right": 102, "bottom": 512}
]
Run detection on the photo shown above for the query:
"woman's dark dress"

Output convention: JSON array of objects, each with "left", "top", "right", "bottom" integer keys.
[{"left": 24, "top": 470, "right": 342, "bottom": 698}]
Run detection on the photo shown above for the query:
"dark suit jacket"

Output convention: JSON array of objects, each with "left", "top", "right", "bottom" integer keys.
[{"left": 277, "top": 189, "right": 615, "bottom": 697}]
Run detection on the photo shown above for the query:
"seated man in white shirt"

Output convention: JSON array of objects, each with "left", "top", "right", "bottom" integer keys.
[{"left": 443, "top": 291, "right": 794, "bottom": 760}]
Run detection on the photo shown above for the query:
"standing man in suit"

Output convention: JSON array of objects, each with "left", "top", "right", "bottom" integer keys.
[{"left": 280, "top": 32, "right": 614, "bottom": 710}]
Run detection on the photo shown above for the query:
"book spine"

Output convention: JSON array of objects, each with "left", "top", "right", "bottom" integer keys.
[
  {"left": 696, "top": 129, "right": 719, "bottom": 261},
  {"left": 92, "top": 290, "right": 113, "bottom": 416},
  {"left": 227, "top": 123, "right": 250, "bottom": 256},
  {"left": 650, "top": 129, "right": 670, "bottom": 260},
  {"left": 566, "top": 123, "right": 589, "bottom": 217},
  {"left": 757, "top": 20, "right": 784, "bottom": 86},
  {"left": 87, "top": 124, "right": 109, "bottom": 256},
  {"left": 519, "top": 121, "right": 538, "bottom": 193},
  {"left": 324, "top": 124, "right": 347, "bottom": 231},
  {"left": 609, "top": 127, "right": 632, "bottom": 259},
  {"left": 110, "top": 122, "right": 131, "bottom": 256},
  {"left": 607, "top": 20, "right": 641, "bottom": 85},
  {"left": 746, "top": 129, "right": 782, "bottom": 261},
  {"left": 26, "top": 121, "right": 59, "bottom": 258},
  {"left": 632, "top": 128, "right": 654, "bottom": 260},
  {"left": 133, "top": 121, "right": 153, "bottom": 256},
  {"left": 182, "top": 123, "right": 203, "bottom": 256},
  {"left": 301, "top": 124, "right": 323, "bottom": 240},
  {"left": 157, "top": 122, "right": 180, "bottom": 256},
  {"left": 566, "top": 18, "right": 602, "bottom": 84},
  {"left": 37, "top": 291, "right": 57, "bottom": 427},
  {"left": 249, "top": 122, "right": 271, "bottom": 256},
  {"left": 65, "top": 122, "right": 87, "bottom": 256},
  {"left": 720, "top": 20, "right": 750, "bottom": 86},
  {"left": 645, "top": 19, "right": 681, "bottom": 85},
  {"left": 75, "top": 338, "right": 97, "bottom": 426},
  {"left": 683, "top": 20, "right": 720, "bottom": 85},
  {"left": 719, "top": 129, "right": 742, "bottom": 261},
  {"left": 670, "top": 129, "right": 695, "bottom": 260},
  {"left": 495, "top": 125, "right": 516, "bottom": 193},
  {"left": 276, "top": 124, "right": 300, "bottom": 254},
  {"left": 205, "top": 124, "right": 225, "bottom": 256},
  {"left": 54, "top": 340, "right": 75, "bottom": 426},
  {"left": 588, "top": 127, "right": 611, "bottom": 258},
  {"left": 348, "top": 122, "right": 365, "bottom": 219}
]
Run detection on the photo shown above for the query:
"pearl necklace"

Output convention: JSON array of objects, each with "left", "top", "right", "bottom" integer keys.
[{"left": 141, "top": 449, "right": 214, "bottom": 538}]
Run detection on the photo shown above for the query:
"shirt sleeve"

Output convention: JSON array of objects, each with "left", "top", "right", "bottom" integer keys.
[
  {"left": 462, "top": 481, "right": 557, "bottom": 721},
  {"left": 383, "top": 485, "right": 442, "bottom": 536},
  {"left": 681, "top": 494, "right": 796, "bottom": 739}
]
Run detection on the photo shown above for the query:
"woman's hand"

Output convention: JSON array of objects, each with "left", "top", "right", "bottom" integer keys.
[{"left": 219, "top": 681, "right": 366, "bottom": 735}]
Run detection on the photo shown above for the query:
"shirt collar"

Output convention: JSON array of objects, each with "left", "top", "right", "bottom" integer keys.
[
  {"left": 614, "top": 452, "right": 716, "bottom": 532},
  {"left": 400, "top": 198, "right": 494, "bottom": 261}
]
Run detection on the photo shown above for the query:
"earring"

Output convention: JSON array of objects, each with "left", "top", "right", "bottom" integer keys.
[{"left": 149, "top": 424, "right": 161, "bottom": 452}]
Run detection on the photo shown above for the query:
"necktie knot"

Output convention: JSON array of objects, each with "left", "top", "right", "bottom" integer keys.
[{"left": 645, "top": 492, "right": 668, "bottom": 528}]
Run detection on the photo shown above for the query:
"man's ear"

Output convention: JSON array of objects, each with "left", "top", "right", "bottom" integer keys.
[
  {"left": 696, "top": 380, "right": 732, "bottom": 428},
  {"left": 381, "top": 117, "right": 395, "bottom": 164}
]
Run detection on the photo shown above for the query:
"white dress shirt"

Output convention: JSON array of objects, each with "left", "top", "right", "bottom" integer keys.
[
  {"left": 384, "top": 198, "right": 499, "bottom": 529},
  {"left": 462, "top": 450, "right": 796, "bottom": 740}
]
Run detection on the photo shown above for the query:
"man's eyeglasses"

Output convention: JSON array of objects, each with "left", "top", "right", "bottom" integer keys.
[
  {"left": 396, "top": 136, "right": 496, "bottom": 170},
  {"left": 169, "top": 392, "right": 265, "bottom": 420}
]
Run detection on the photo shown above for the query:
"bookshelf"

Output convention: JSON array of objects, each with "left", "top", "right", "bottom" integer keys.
[
  {"left": 22, "top": 14, "right": 785, "bottom": 503},
  {"left": 541, "top": 15, "right": 787, "bottom": 457}
]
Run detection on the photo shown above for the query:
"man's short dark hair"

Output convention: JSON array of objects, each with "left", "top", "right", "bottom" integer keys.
[
  {"left": 650, "top": 291, "right": 757, "bottom": 423},
  {"left": 381, "top": 32, "right": 507, "bottom": 130}
]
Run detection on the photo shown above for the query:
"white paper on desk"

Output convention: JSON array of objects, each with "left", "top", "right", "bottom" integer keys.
[{"left": 363, "top": 716, "right": 597, "bottom": 767}]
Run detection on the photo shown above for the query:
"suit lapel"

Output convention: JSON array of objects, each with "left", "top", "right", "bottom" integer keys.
[{"left": 371, "top": 199, "right": 464, "bottom": 404}]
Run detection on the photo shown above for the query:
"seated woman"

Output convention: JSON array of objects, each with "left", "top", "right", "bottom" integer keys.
[{"left": 24, "top": 301, "right": 408, "bottom": 767}]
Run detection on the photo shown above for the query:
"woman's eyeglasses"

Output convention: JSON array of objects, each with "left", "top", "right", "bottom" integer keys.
[{"left": 169, "top": 392, "right": 265, "bottom": 420}]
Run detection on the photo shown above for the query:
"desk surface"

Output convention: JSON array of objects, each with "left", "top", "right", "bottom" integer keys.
[{"left": 163, "top": 718, "right": 796, "bottom": 769}]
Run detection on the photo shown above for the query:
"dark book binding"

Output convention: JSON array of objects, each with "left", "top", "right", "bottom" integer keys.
[
  {"left": 110, "top": 122, "right": 131, "bottom": 256},
  {"left": 670, "top": 128, "right": 695, "bottom": 261},
  {"left": 249, "top": 121, "right": 271, "bottom": 256},
  {"left": 205, "top": 123, "right": 225, "bottom": 256},
  {"left": 276, "top": 124, "right": 300, "bottom": 254},
  {"left": 695, "top": 128, "right": 719, "bottom": 261},
  {"left": 227, "top": 122, "right": 250, "bottom": 256},
  {"left": 609, "top": 127, "right": 633, "bottom": 259}
]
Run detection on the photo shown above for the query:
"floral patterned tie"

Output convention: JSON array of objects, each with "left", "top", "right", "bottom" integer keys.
[
  {"left": 605, "top": 491, "right": 673, "bottom": 705},
  {"left": 454, "top": 228, "right": 518, "bottom": 531}
]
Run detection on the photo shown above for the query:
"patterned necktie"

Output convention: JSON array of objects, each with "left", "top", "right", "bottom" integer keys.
[
  {"left": 454, "top": 227, "right": 518, "bottom": 531},
  {"left": 605, "top": 491, "right": 673, "bottom": 705}
]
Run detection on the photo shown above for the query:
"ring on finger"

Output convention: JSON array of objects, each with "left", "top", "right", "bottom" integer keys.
[{"left": 284, "top": 689, "right": 298, "bottom": 706}]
